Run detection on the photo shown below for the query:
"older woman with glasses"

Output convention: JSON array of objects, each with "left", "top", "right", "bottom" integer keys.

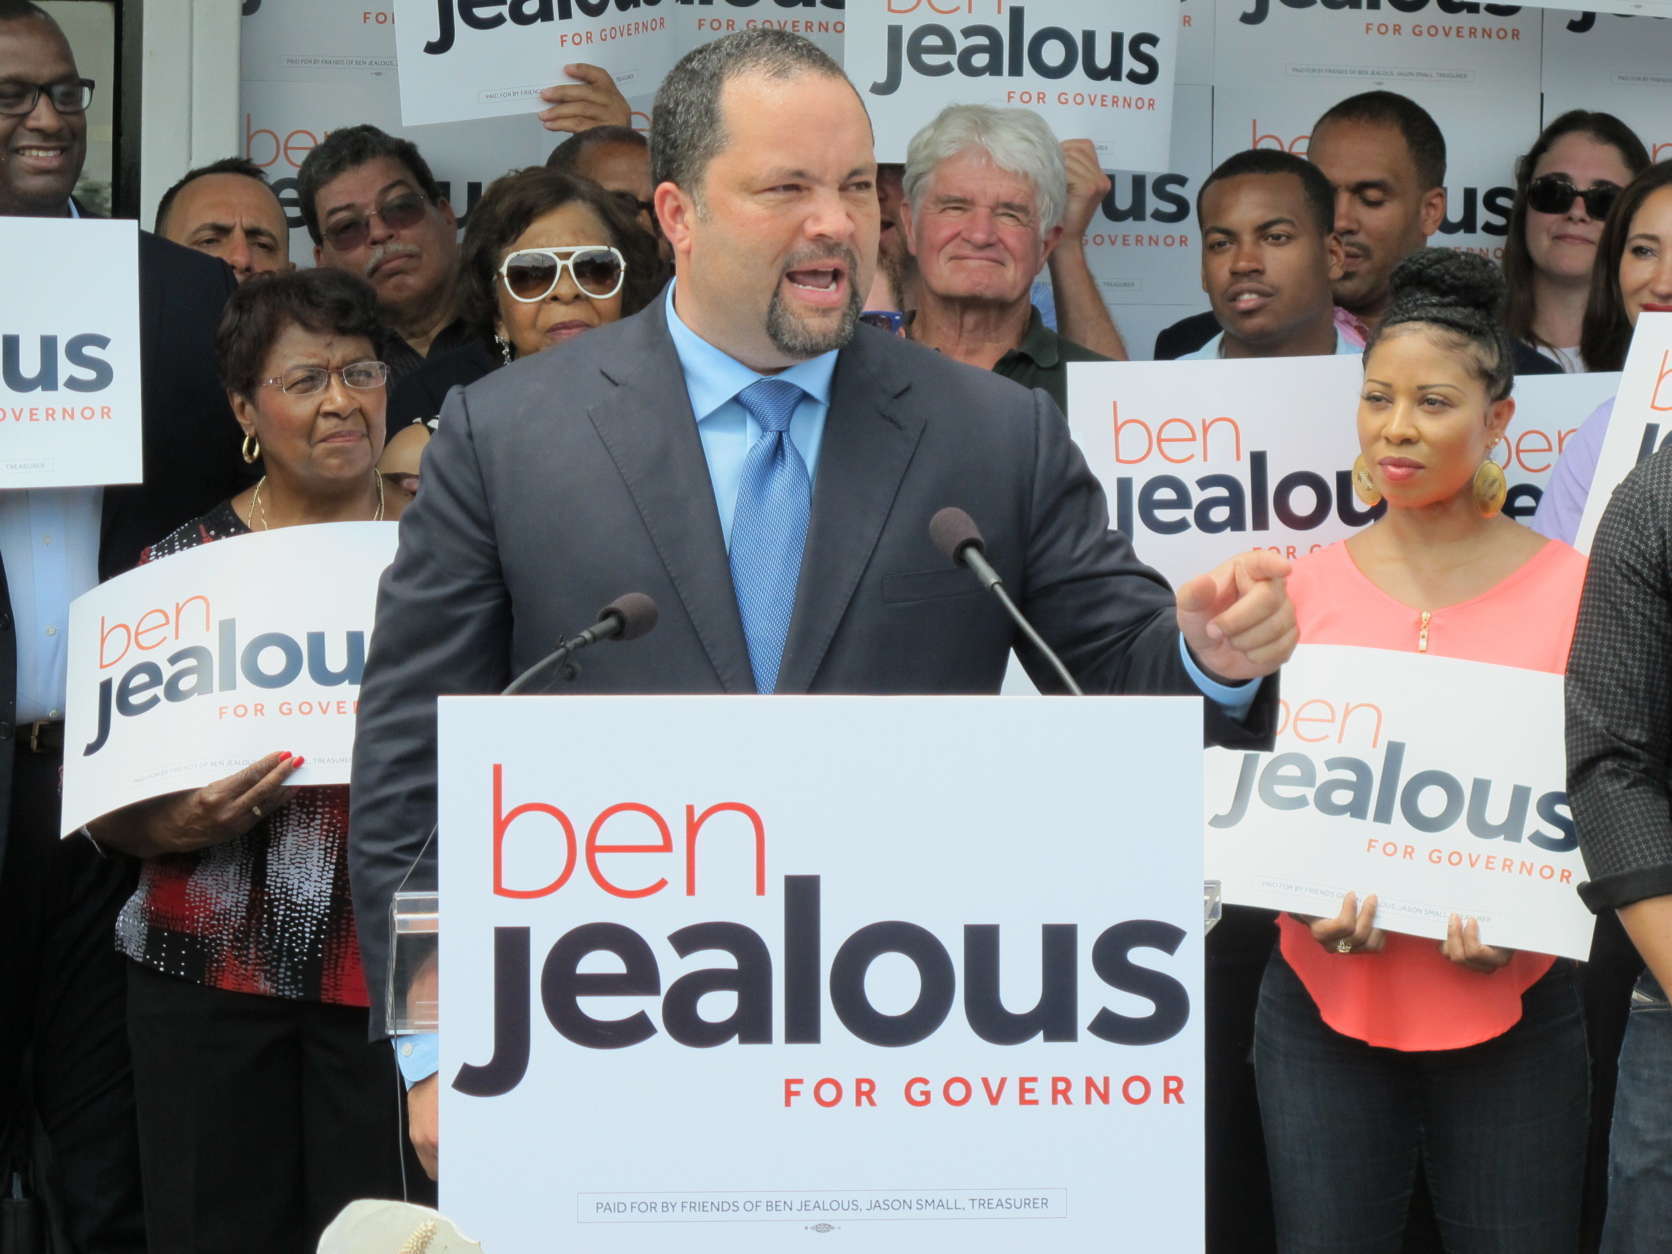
[
  {"left": 87, "top": 268, "right": 423, "bottom": 1252},
  {"left": 379, "top": 166, "right": 666, "bottom": 499}
]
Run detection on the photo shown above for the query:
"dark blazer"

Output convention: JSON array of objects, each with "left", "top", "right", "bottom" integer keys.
[
  {"left": 0, "top": 231, "right": 245, "bottom": 864},
  {"left": 347, "top": 298, "right": 1279, "bottom": 1032}
]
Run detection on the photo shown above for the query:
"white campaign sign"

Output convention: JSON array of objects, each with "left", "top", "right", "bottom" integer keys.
[
  {"left": 1211, "top": 0, "right": 1543, "bottom": 97},
  {"left": 1540, "top": 10, "right": 1672, "bottom": 168},
  {"left": 1060, "top": 357, "right": 1607, "bottom": 590},
  {"left": 437, "top": 694, "right": 1205, "bottom": 1252},
  {"left": 1205, "top": 644, "right": 1590, "bottom": 959},
  {"left": 1084, "top": 84, "right": 1210, "bottom": 315},
  {"left": 0, "top": 218, "right": 141, "bottom": 489},
  {"left": 1574, "top": 311, "right": 1672, "bottom": 552},
  {"left": 1497, "top": 371, "right": 1620, "bottom": 523},
  {"left": 61, "top": 524, "right": 397, "bottom": 835},
  {"left": 844, "top": 0, "right": 1178, "bottom": 168},
  {"left": 1066, "top": 355, "right": 1369, "bottom": 587},
  {"left": 1209, "top": 83, "right": 1533, "bottom": 266},
  {"left": 672, "top": 0, "right": 847, "bottom": 63},
  {"left": 240, "top": 75, "right": 551, "bottom": 261},
  {"left": 392, "top": 0, "right": 679, "bottom": 126}
]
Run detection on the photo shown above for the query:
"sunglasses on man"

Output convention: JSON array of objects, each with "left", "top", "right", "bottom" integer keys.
[
  {"left": 323, "top": 191, "right": 432, "bottom": 253},
  {"left": 498, "top": 247, "right": 627, "bottom": 302},
  {"left": 1525, "top": 174, "right": 1620, "bottom": 222}
]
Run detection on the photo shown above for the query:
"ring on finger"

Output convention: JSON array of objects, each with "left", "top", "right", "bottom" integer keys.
[
  {"left": 1335, "top": 938, "right": 1354, "bottom": 954},
  {"left": 251, "top": 803, "right": 264, "bottom": 819}
]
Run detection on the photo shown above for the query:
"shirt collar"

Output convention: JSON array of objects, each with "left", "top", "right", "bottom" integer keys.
[
  {"left": 664, "top": 281, "right": 838, "bottom": 422},
  {"left": 67, "top": 199, "right": 80, "bottom": 219},
  {"left": 999, "top": 306, "right": 1059, "bottom": 370}
]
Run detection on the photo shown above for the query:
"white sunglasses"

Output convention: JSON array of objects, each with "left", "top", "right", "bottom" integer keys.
[{"left": 497, "top": 246, "right": 627, "bottom": 303}]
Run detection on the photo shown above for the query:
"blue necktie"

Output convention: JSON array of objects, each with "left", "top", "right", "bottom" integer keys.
[{"left": 730, "top": 378, "right": 811, "bottom": 693}]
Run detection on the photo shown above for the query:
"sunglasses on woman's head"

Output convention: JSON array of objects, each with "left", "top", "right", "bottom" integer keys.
[
  {"left": 1525, "top": 175, "right": 1620, "bottom": 222},
  {"left": 498, "top": 246, "right": 627, "bottom": 302}
]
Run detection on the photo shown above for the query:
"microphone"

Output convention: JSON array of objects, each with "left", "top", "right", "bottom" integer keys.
[
  {"left": 929, "top": 507, "right": 1084, "bottom": 697},
  {"left": 503, "top": 593, "right": 660, "bottom": 694},
  {"left": 386, "top": 592, "right": 661, "bottom": 960}
]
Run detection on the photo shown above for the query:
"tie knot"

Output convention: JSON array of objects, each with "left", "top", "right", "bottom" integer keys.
[{"left": 737, "top": 378, "right": 804, "bottom": 434}]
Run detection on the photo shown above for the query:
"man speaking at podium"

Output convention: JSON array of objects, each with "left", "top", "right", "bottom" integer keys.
[{"left": 348, "top": 30, "right": 1296, "bottom": 1178}]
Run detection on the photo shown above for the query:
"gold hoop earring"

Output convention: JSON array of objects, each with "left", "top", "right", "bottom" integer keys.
[
  {"left": 241, "top": 432, "right": 261, "bottom": 464},
  {"left": 1473, "top": 458, "right": 1507, "bottom": 517},
  {"left": 1351, "top": 454, "right": 1381, "bottom": 507}
]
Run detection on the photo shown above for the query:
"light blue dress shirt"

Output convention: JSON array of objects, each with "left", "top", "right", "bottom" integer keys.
[
  {"left": 393, "top": 283, "right": 1259, "bottom": 1087},
  {"left": 0, "top": 490, "right": 103, "bottom": 722}
]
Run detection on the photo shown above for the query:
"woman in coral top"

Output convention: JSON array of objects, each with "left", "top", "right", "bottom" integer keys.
[{"left": 1257, "top": 249, "right": 1589, "bottom": 1253}]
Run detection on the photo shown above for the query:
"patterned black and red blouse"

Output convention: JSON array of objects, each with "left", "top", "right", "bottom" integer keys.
[{"left": 114, "top": 501, "right": 371, "bottom": 1006}]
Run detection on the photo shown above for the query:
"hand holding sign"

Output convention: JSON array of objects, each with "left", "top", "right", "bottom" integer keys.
[
  {"left": 1295, "top": 891, "right": 1387, "bottom": 956},
  {"left": 1175, "top": 549, "right": 1296, "bottom": 681},
  {"left": 538, "top": 63, "right": 631, "bottom": 134},
  {"left": 1441, "top": 914, "right": 1515, "bottom": 974},
  {"left": 87, "top": 750, "right": 302, "bottom": 857}
]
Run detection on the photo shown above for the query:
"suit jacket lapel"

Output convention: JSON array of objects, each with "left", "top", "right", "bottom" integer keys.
[
  {"left": 588, "top": 303, "right": 755, "bottom": 692},
  {"left": 776, "top": 337, "right": 923, "bottom": 694}
]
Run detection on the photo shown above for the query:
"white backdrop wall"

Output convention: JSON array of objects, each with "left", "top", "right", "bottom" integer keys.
[{"left": 234, "top": 2, "right": 1672, "bottom": 355}]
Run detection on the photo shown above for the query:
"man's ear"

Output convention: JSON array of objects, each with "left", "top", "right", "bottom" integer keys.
[
  {"left": 1418, "top": 185, "right": 1446, "bottom": 239},
  {"left": 1038, "top": 223, "right": 1064, "bottom": 268},
  {"left": 898, "top": 197, "right": 918, "bottom": 258},
  {"left": 1326, "top": 231, "right": 1345, "bottom": 282},
  {"left": 654, "top": 181, "right": 697, "bottom": 262},
  {"left": 437, "top": 197, "right": 457, "bottom": 230}
]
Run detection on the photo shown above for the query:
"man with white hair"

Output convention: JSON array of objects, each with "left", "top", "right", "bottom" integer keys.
[{"left": 900, "top": 104, "right": 1106, "bottom": 413}]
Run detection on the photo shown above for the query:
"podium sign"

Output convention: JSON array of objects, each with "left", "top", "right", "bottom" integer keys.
[{"left": 438, "top": 694, "right": 1204, "bottom": 1252}]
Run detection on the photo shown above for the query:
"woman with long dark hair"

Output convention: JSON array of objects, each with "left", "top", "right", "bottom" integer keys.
[
  {"left": 1531, "top": 160, "right": 1672, "bottom": 543},
  {"left": 1502, "top": 110, "right": 1648, "bottom": 371}
]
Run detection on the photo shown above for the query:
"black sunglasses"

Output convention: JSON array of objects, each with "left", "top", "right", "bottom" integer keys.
[
  {"left": 1525, "top": 174, "right": 1620, "bottom": 222},
  {"left": 323, "top": 191, "right": 431, "bottom": 252}
]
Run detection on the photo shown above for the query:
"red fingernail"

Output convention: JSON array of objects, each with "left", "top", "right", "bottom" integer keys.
[
  {"left": 277, "top": 751, "right": 292, "bottom": 762},
  {"left": 293, "top": 756, "right": 305, "bottom": 768}
]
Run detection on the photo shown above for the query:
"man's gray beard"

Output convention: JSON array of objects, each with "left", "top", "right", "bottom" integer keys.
[{"left": 765, "top": 281, "right": 863, "bottom": 357}]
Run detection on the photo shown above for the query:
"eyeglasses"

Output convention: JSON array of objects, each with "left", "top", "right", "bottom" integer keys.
[
  {"left": 322, "top": 192, "right": 431, "bottom": 252},
  {"left": 1526, "top": 174, "right": 1620, "bottom": 221},
  {"left": 0, "top": 78, "right": 95, "bottom": 117},
  {"left": 498, "top": 246, "right": 626, "bottom": 302},
  {"left": 858, "top": 310, "right": 905, "bottom": 335},
  {"left": 260, "top": 360, "right": 390, "bottom": 396}
]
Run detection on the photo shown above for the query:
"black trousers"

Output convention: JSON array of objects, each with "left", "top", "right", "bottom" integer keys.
[
  {"left": 0, "top": 747, "right": 145, "bottom": 1253},
  {"left": 126, "top": 961, "right": 429, "bottom": 1253}
]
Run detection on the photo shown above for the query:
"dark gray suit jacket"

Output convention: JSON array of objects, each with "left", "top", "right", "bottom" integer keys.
[{"left": 348, "top": 298, "right": 1277, "bottom": 1033}]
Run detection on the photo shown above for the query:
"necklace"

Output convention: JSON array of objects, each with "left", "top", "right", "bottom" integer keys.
[{"left": 250, "top": 471, "right": 385, "bottom": 531}]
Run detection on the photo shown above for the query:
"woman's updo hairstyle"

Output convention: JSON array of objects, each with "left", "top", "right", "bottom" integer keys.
[{"left": 1364, "top": 248, "right": 1515, "bottom": 401}]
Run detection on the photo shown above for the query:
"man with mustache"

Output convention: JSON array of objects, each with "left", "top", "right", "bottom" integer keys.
[
  {"left": 349, "top": 30, "right": 1296, "bottom": 1180},
  {"left": 298, "top": 126, "right": 470, "bottom": 381},
  {"left": 898, "top": 104, "right": 1107, "bottom": 414},
  {"left": 1184, "top": 149, "right": 1352, "bottom": 360}
]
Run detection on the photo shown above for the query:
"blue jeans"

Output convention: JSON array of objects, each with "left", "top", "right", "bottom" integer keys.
[
  {"left": 1254, "top": 953, "right": 1588, "bottom": 1254},
  {"left": 1602, "top": 969, "right": 1672, "bottom": 1252}
]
